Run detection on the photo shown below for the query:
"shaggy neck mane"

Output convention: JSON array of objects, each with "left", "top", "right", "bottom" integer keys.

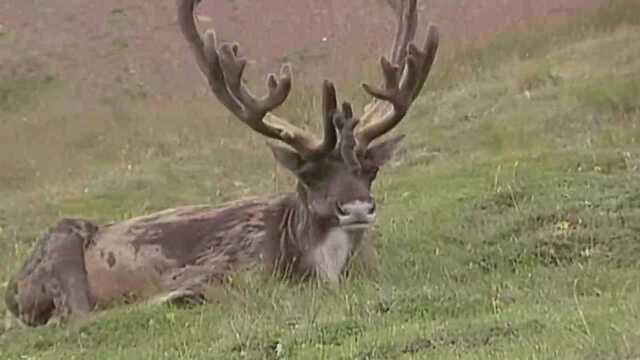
[{"left": 261, "top": 187, "right": 333, "bottom": 280}]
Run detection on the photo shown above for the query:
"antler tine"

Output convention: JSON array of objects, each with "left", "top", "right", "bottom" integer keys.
[
  {"left": 334, "top": 102, "right": 362, "bottom": 172},
  {"left": 410, "top": 26, "right": 439, "bottom": 101},
  {"left": 389, "top": 0, "right": 418, "bottom": 66},
  {"left": 360, "top": 0, "right": 416, "bottom": 128},
  {"left": 178, "top": 0, "right": 244, "bottom": 118},
  {"left": 356, "top": 0, "right": 439, "bottom": 155},
  {"left": 311, "top": 80, "right": 340, "bottom": 160},
  {"left": 177, "top": 0, "right": 337, "bottom": 159}
]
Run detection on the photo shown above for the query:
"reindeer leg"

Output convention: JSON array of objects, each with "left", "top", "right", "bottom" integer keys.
[
  {"left": 152, "top": 264, "right": 227, "bottom": 307},
  {"left": 7, "top": 219, "right": 98, "bottom": 326}
]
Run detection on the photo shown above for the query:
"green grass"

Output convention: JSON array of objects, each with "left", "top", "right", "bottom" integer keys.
[
  {"left": 0, "top": 73, "right": 57, "bottom": 113},
  {"left": 2, "top": 1, "right": 640, "bottom": 359}
]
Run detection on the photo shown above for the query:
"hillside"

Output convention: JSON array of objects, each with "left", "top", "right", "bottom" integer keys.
[
  {"left": 1, "top": 1, "right": 640, "bottom": 359},
  {"left": 0, "top": 0, "right": 604, "bottom": 100},
  {"left": 0, "top": 0, "right": 608, "bottom": 191}
]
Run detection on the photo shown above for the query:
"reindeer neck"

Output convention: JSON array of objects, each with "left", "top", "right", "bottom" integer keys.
[
  {"left": 277, "top": 192, "right": 316, "bottom": 249},
  {"left": 262, "top": 190, "right": 365, "bottom": 280}
]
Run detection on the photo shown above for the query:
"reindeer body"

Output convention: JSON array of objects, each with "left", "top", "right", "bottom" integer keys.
[
  {"left": 84, "top": 197, "right": 273, "bottom": 307},
  {"left": 5, "top": 197, "right": 265, "bottom": 326},
  {"left": 6, "top": 192, "right": 369, "bottom": 326},
  {"left": 5, "top": 0, "right": 439, "bottom": 327}
]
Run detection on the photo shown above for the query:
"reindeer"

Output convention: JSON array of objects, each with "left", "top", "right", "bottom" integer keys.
[{"left": 4, "top": 0, "right": 439, "bottom": 327}]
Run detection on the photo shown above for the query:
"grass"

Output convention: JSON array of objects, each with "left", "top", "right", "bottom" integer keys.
[
  {"left": 0, "top": 73, "right": 57, "bottom": 113},
  {"left": 2, "top": 1, "right": 640, "bottom": 358}
]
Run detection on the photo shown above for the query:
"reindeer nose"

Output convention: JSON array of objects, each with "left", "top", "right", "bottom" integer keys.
[{"left": 336, "top": 199, "right": 376, "bottom": 224}]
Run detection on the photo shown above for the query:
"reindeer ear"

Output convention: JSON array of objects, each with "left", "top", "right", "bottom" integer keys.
[
  {"left": 268, "top": 142, "right": 305, "bottom": 173},
  {"left": 364, "top": 134, "right": 405, "bottom": 167}
]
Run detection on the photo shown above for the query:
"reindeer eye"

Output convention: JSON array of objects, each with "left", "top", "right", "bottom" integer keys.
[{"left": 369, "top": 168, "right": 379, "bottom": 181}]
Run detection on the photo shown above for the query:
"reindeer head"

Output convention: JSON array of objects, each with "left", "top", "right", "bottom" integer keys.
[
  {"left": 267, "top": 99, "right": 406, "bottom": 231},
  {"left": 177, "top": 0, "right": 439, "bottom": 233}
]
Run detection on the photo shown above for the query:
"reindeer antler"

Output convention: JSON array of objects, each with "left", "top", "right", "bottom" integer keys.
[
  {"left": 177, "top": 0, "right": 338, "bottom": 160},
  {"left": 356, "top": 0, "right": 439, "bottom": 155},
  {"left": 334, "top": 102, "right": 361, "bottom": 172}
]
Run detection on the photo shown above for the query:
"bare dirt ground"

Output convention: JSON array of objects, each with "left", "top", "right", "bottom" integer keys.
[{"left": 0, "top": 0, "right": 605, "bottom": 102}]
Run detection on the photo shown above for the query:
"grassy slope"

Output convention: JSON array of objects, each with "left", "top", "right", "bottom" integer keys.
[{"left": 1, "top": 2, "right": 640, "bottom": 359}]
